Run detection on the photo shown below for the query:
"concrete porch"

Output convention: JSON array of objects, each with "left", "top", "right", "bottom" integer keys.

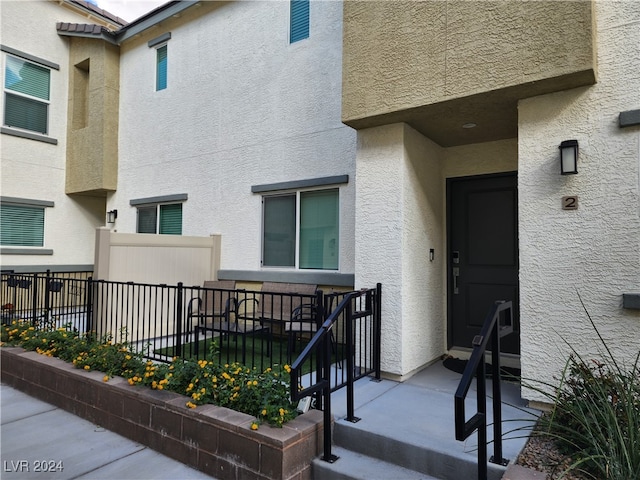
[{"left": 317, "top": 360, "right": 541, "bottom": 480}]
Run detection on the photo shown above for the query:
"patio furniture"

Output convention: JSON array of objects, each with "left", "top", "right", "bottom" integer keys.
[
  {"left": 187, "top": 280, "right": 270, "bottom": 363},
  {"left": 255, "top": 282, "right": 319, "bottom": 362}
]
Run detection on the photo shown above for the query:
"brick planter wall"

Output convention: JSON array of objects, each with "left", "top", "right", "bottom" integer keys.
[{"left": 0, "top": 347, "right": 325, "bottom": 480}]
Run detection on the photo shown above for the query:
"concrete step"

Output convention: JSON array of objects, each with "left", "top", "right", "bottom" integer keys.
[
  {"left": 312, "top": 446, "right": 440, "bottom": 480},
  {"left": 331, "top": 417, "right": 506, "bottom": 480}
]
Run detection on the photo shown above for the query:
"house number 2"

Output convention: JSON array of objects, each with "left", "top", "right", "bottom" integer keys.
[{"left": 562, "top": 196, "right": 578, "bottom": 210}]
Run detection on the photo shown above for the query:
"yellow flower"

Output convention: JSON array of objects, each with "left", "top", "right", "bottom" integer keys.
[
  {"left": 261, "top": 409, "right": 267, "bottom": 416},
  {"left": 251, "top": 422, "right": 259, "bottom": 431},
  {"left": 84, "top": 365, "right": 90, "bottom": 370},
  {"left": 186, "top": 401, "right": 197, "bottom": 409},
  {"left": 103, "top": 376, "right": 109, "bottom": 382}
]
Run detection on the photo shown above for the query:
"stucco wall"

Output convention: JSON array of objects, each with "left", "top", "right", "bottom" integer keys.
[
  {"left": 518, "top": 0, "right": 640, "bottom": 401},
  {"left": 342, "top": 0, "right": 594, "bottom": 124},
  {"left": 112, "top": 0, "right": 356, "bottom": 277},
  {"left": 0, "top": 0, "right": 109, "bottom": 269},
  {"left": 65, "top": 37, "right": 120, "bottom": 195},
  {"left": 355, "top": 123, "right": 445, "bottom": 376}
]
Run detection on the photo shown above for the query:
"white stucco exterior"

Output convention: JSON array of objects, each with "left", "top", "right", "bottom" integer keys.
[
  {"left": 518, "top": 0, "right": 640, "bottom": 401},
  {"left": 111, "top": 0, "right": 356, "bottom": 279},
  {"left": 2, "top": 0, "right": 638, "bottom": 395},
  {"left": 0, "top": 1, "right": 109, "bottom": 270}
]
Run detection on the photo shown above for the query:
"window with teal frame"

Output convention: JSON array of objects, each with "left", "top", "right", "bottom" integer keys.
[
  {"left": 0, "top": 204, "right": 45, "bottom": 247},
  {"left": 156, "top": 45, "right": 167, "bottom": 91},
  {"left": 137, "top": 203, "right": 182, "bottom": 234},
  {"left": 290, "top": 0, "right": 309, "bottom": 43},
  {"left": 4, "top": 55, "right": 50, "bottom": 134}
]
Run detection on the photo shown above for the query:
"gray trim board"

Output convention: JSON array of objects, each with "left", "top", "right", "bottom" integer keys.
[
  {"left": 1, "top": 248, "right": 54, "bottom": 256},
  {"left": 148, "top": 32, "right": 171, "bottom": 47},
  {"left": 623, "top": 294, "right": 640, "bottom": 310},
  {"left": 217, "top": 270, "right": 355, "bottom": 287},
  {"left": 56, "top": 30, "right": 119, "bottom": 45},
  {"left": 0, "top": 264, "right": 92, "bottom": 273},
  {"left": 1, "top": 197, "right": 54, "bottom": 208},
  {"left": 1, "top": 128, "right": 58, "bottom": 145},
  {"left": 130, "top": 193, "right": 188, "bottom": 206},
  {"left": 251, "top": 175, "right": 349, "bottom": 193},
  {"left": 619, "top": 110, "right": 640, "bottom": 128},
  {"left": 1, "top": 45, "right": 60, "bottom": 70}
]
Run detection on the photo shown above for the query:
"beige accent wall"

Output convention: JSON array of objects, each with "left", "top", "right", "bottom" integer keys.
[
  {"left": 342, "top": 1, "right": 596, "bottom": 146},
  {"left": 65, "top": 37, "right": 120, "bottom": 195}
]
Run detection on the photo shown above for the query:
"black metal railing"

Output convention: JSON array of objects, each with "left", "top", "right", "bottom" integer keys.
[
  {"left": 1, "top": 273, "right": 382, "bottom": 393},
  {"left": 1, "top": 271, "right": 92, "bottom": 330},
  {"left": 454, "top": 300, "right": 514, "bottom": 480},
  {"left": 289, "top": 283, "right": 382, "bottom": 463}
]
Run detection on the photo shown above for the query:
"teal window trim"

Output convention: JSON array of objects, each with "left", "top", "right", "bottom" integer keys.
[
  {"left": 290, "top": 0, "right": 309, "bottom": 43},
  {"left": 156, "top": 44, "right": 167, "bottom": 91}
]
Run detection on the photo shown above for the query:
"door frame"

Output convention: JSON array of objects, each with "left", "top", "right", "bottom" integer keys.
[{"left": 445, "top": 171, "right": 519, "bottom": 352}]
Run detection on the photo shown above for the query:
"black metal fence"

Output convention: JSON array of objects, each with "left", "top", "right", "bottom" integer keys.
[
  {"left": 1, "top": 271, "right": 92, "bottom": 331},
  {"left": 1, "top": 272, "right": 382, "bottom": 395}
]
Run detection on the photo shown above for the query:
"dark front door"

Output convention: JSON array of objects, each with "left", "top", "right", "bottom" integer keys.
[{"left": 447, "top": 172, "right": 519, "bottom": 354}]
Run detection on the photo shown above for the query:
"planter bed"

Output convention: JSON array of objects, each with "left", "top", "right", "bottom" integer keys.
[{"left": 0, "top": 347, "right": 325, "bottom": 480}]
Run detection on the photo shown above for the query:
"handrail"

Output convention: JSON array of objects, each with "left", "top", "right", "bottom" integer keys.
[
  {"left": 454, "top": 300, "right": 514, "bottom": 480},
  {"left": 289, "top": 283, "right": 382, "bottom": 463}
]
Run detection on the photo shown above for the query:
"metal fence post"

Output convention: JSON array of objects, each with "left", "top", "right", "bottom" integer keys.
[
  {"left": 374, "top": 283, "right": 382, "bottom": 380},
  {"left": 175, "top": 282, "right": 183, "bottom": 358},
  {"left": 85, "top": 277, "right": 93, "bottom": 334},
  {"left": 31, "top": 273, "right": 39, "bottom": 327}
]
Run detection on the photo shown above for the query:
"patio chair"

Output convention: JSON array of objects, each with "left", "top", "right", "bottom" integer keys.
[
  {"left": 187, "top": 280, "right": 269, "bottom": 363},
  {"left": 257, "top": 282, "right": 320, "bottom": 362}
]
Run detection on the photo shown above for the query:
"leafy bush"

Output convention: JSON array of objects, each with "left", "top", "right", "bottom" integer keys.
[
  {"left": 525, "top": 300, "right": 640, "bottom": 480},
  {"left": 1, "top": 320, "right": 298, "bottom": 428}
]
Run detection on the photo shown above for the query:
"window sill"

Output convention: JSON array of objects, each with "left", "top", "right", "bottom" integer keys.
[
  {"left": 1, "top": 127, "right": 58, "bottom": 145},
  {"left": 0, "top": 248, "right": 53, "bottom": 256},
  {"left": 218, "top": 269, "right": 354, "bottom": 287}
]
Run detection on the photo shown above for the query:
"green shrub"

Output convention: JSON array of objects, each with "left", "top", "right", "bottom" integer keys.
[
  {"left": 526, "top": 299, "right": 640, "bottom": 480},
  {"left": 1, "top": 320, "right": 298, "bottom": 428}
]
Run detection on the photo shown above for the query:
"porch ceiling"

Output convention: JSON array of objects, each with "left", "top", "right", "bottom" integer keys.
[{"left": 343, "top": 70, "right": 596, "bottom": 148}]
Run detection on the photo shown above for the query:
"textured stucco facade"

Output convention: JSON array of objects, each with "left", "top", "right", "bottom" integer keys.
[
  {"left": 0, "top": 0, "right": 122, "bottom": 270},
  {"left": 110, "top": 0, "right": 356, "bottom": 284},
  {"left": 518, "top": 0, "right": 640, "bottom": 401},
  {"left": 346, "top": 0, "right": 639, "bottom": 395},
  {"left": 65, "top": 37, "right": 120, "bottom": 195}
]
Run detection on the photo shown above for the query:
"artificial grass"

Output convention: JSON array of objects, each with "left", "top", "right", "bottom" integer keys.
[{"left": 155, "top": 332, "right": 343, "bottom": 375}]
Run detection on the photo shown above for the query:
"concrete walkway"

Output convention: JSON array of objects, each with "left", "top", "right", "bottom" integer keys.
[
  {"left": 0, "top": 384, "right": 215, "bottom": 480},
  {"left": 1, "top": 360, "right": 540, "bottom": 480}
]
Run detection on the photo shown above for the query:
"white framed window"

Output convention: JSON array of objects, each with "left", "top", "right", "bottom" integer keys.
[
  {"left": 137, "top": 203, "right": 182, "bottom": 235},
  {"left": 3, "top": 54, "right": 51, "bottom": 135},
  {"left": 262, "top": 188, "right": 339, "bottom": 270},
  {"left": 0, "top": 197, "right": 54, "bottom": 248}
]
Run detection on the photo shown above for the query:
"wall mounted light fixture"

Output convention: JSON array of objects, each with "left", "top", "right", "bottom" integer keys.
[
  {"left": 559, "top": 140, "right": 579, "bottom": 175},
  {"left": 107, "top": 209, "right": 118, "bottom": 224}
]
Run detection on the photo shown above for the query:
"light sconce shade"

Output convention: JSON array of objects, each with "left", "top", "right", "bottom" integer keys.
[
  {"left": 559, "top": 140, "right": 579, "bottom": 175},
  {"left": 106, "top": 209, "right": 118, "bottom": 224}
]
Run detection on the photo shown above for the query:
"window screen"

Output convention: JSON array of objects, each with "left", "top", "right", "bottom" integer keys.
[
  {"left": 0, "top": 204, "right": 45, "bottom": 247},
  {"left": 290, "top": 0, "right": 310, "bottom": 43},
  {"left": 4, "top": 56, "right": 50, "bottom": 134},
  {"left": 156, "top": 45, "right": 167, "bottom": 91},
  {"left": 263, "top": 195, "right": 296, "bottom": 267}
]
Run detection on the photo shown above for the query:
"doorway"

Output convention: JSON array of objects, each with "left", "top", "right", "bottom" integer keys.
[{"left": 447, "top": 172, "right": 519, "bottom": 354}]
